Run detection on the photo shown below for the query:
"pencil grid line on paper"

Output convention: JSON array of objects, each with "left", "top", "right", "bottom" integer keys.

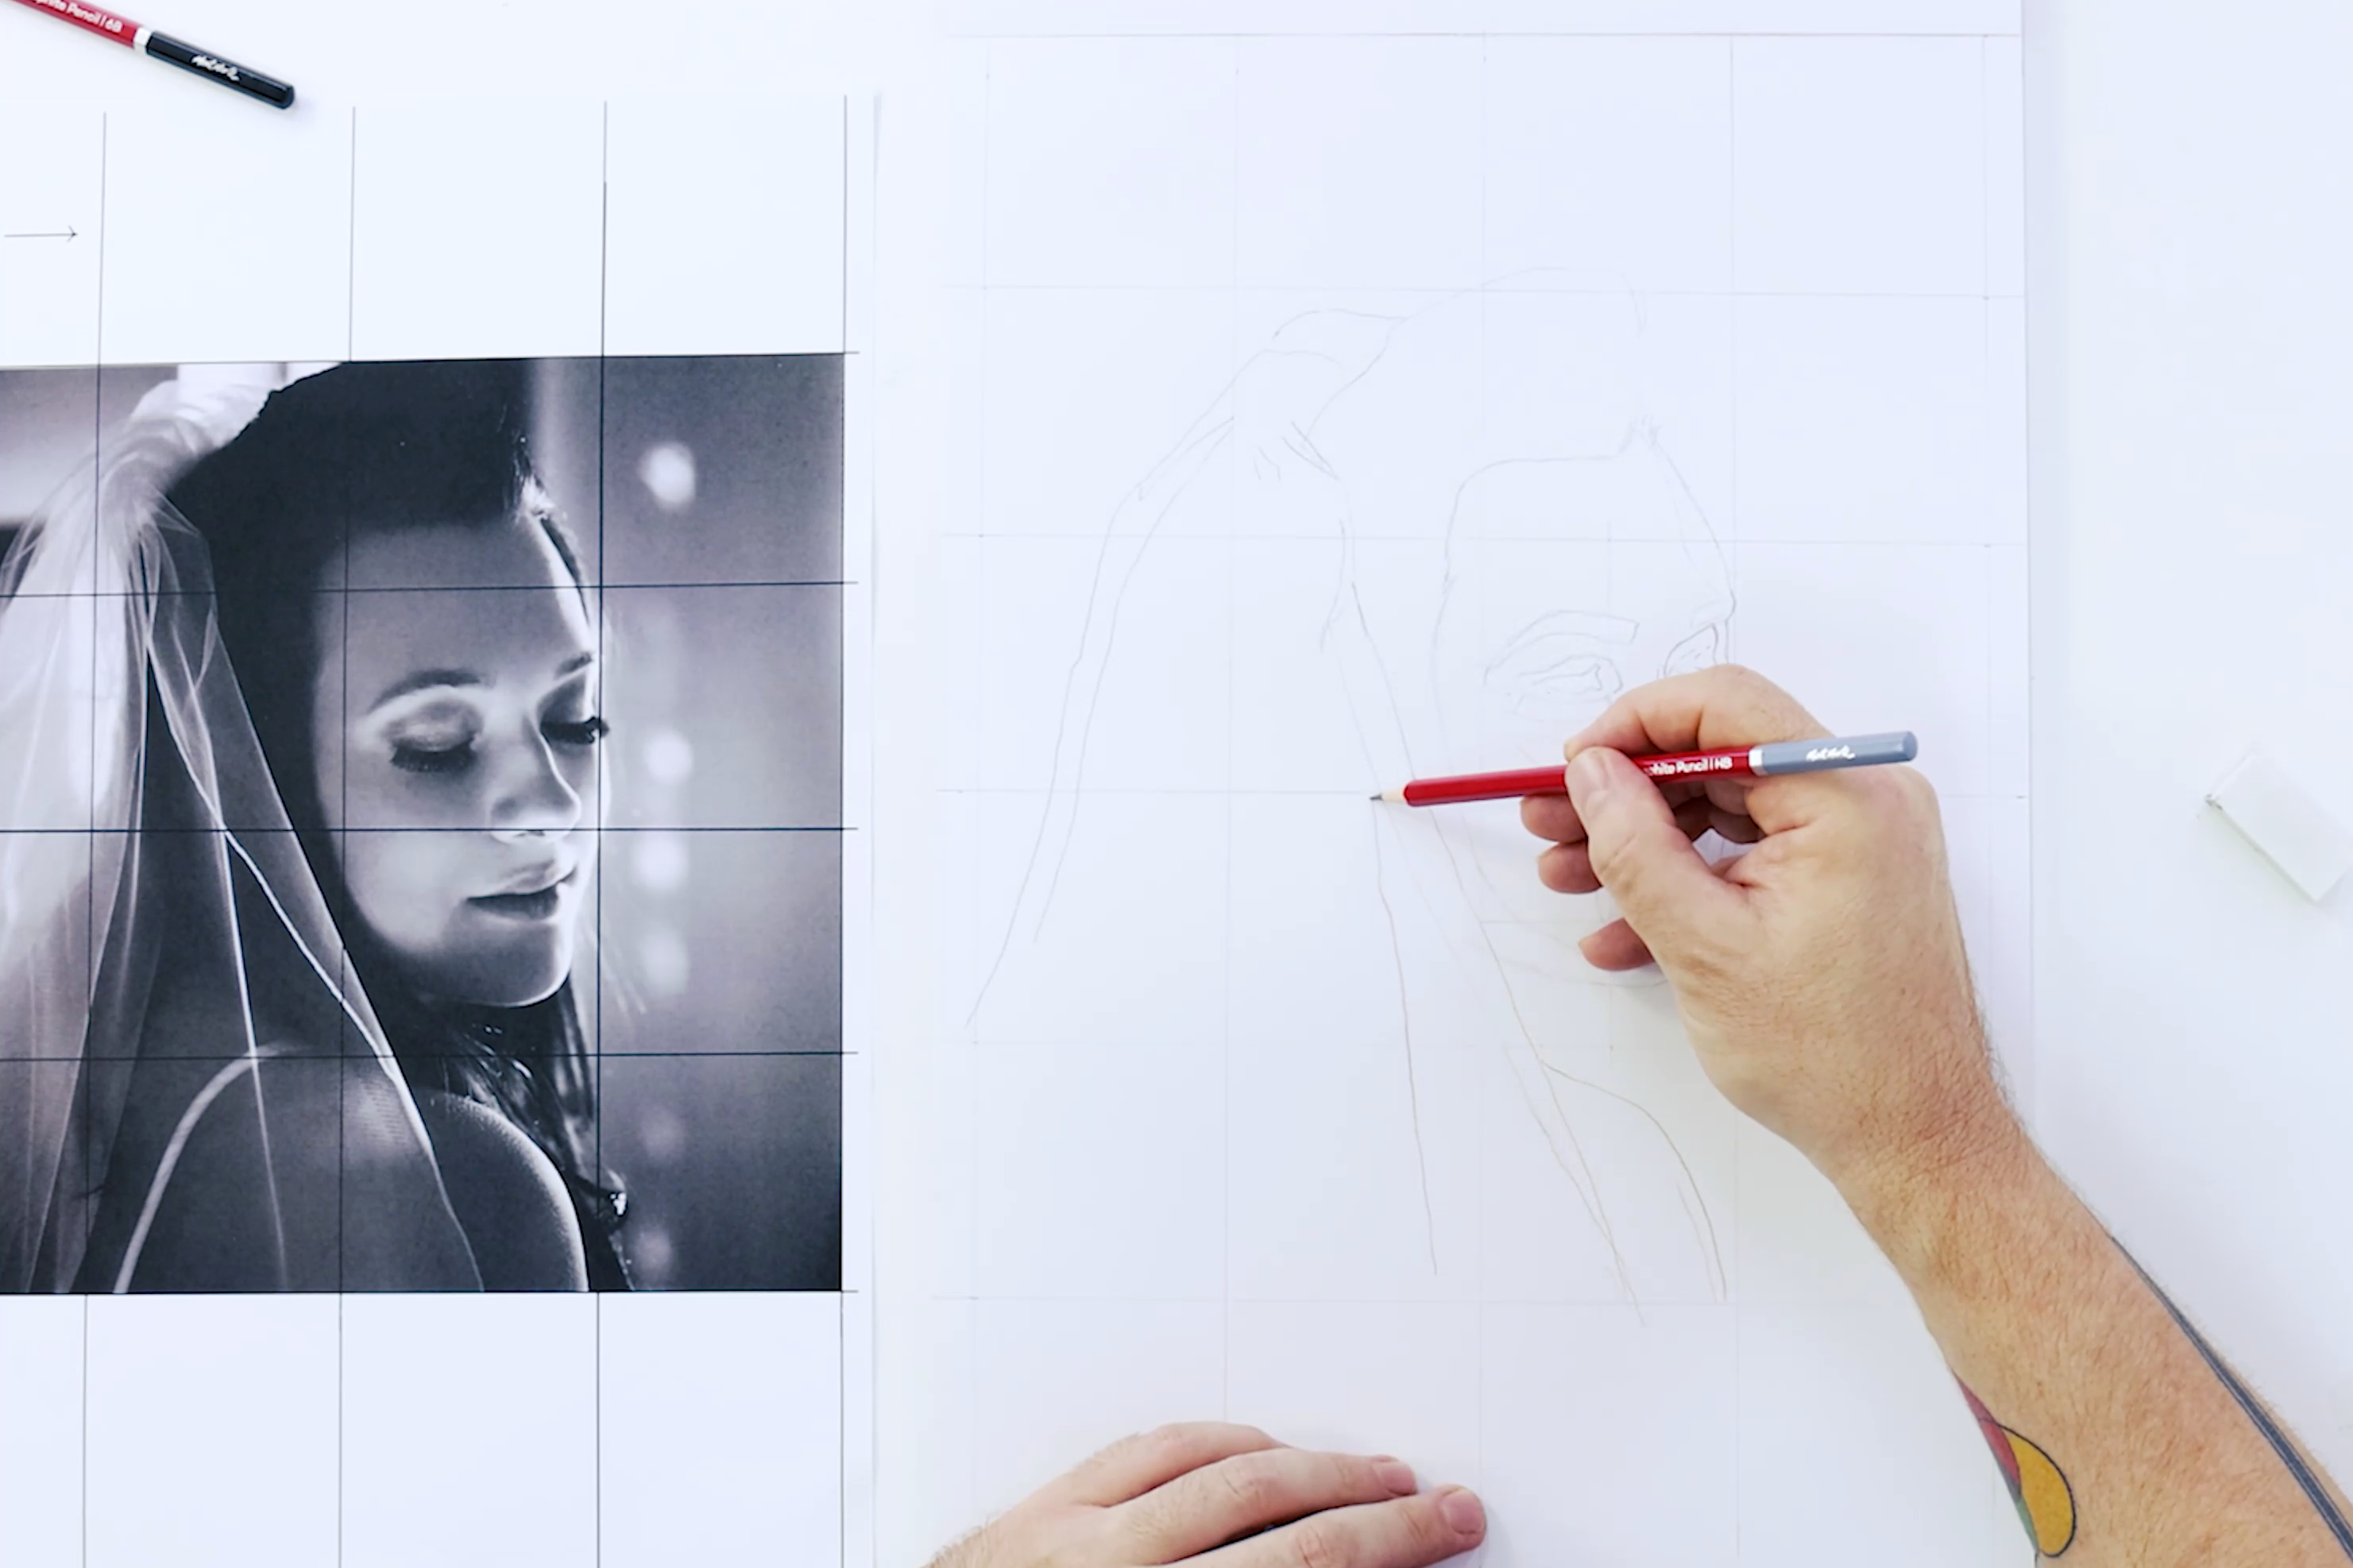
[{"left": 939, "top": 21, "right": 2027, "bottom": 1562}]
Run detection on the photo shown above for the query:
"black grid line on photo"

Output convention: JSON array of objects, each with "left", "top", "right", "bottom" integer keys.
[
  {"left": 0, "top": 580, "right": 857, "bottom": 601},
  {"left": 594, "top": 355, "right": 848, "bottom": 589},
  {"left": 83, "top": 122, "right": 105, "bottom": 1566},
  {"left": 0, "top": 95, "right": 858, "bottom": 1568},
  {"left": 0, "top": 825, "right": 858, "bottom": 836},
  {"left": 595, "top": 102, "right": 608, "bottom": 1562},
  {"left": 336, "top": 110, "right": 357, "bottom": 1539}
]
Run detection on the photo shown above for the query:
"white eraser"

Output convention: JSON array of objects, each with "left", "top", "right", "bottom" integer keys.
[{"left": 2207, "top": 751, "right": 2353, "bottom": 902}]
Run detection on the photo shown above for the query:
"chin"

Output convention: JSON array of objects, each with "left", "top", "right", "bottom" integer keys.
[{"left": 423, "top": 941, "right": 575, "bottom": 1010}]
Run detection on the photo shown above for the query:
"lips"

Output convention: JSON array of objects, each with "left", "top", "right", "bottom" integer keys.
[{"left": 469, "top": 864, "right": 578, "bottom": 921}]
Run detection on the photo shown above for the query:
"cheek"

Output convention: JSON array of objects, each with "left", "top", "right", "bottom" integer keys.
[
  {"left": 562, "top": 749, "right": 601, "bottom": 820},
  {"left": 338, "top": 832, "right": 467, "bottom": 956},
  {"left": 1455, "top": 680, "right": 1617, "bottom": 772},
  {"left": 337, "top": 748, "right": 490, "bottom": 833}
]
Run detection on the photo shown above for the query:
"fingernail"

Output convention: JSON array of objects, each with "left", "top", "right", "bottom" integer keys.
[
  {"left": 1567, "top": 749, "right": 1613, "bottom": 799},
  {"left": 1438, "top": 1486, "right": 1486, "bottom": 1536},
  {"left": 1374, "top": 1458, "right": 1416, "bottom": 1496}
]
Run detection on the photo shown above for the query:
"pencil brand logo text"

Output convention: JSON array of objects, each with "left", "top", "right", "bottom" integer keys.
[
  {"left": 192, "top": 55, "right": 242, "bottom": 81},
  {"left": 1653, "top": 755, "right": 1735, "bottom": 776},
  {"left": 1804, "top": 746, "right": 1857, "bottom": 763},
  {"left": 40, "top": 0, "right": 126, "bottom": 36}
]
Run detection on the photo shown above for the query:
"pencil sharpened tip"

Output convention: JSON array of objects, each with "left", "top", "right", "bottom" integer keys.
[{"left": 1368, "top": 793, "right": 1385, "bottom": 801}]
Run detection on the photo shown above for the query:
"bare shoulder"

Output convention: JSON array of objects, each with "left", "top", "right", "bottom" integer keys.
[
  {"left": 409, "top": 1090, "right": 589, "bottom": 1291},
  {"left": 126, "top": 1053, "right": 346, "bottom": 1291},
  {"left": 124, "top": 1058, "right": 584, "bottom": 1292}
]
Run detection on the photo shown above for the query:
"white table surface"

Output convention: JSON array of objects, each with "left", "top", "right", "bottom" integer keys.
[
  {"left": 10, "top": 0, "right": 2351, "bottom": 1558},
  {"left": 2019, "top": 0, "right": 2353, "bottom": 1481}
]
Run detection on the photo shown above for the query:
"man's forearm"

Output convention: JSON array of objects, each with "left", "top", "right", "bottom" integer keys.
[
  {"left": 1534, "top": 669, "right": 2351, "bottom": 1560},
  {"left": 1842, "top": 1120, "right": 2351, "bottom": 1564}
]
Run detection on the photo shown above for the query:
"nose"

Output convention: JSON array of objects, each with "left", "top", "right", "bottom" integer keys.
[{"left": 488, "top": 727, "right": 584, "bottom": 840}]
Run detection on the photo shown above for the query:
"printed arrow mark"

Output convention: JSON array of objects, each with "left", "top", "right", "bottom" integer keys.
[{"left": 3, "top": 228, "right": 79, "bottom": 241}]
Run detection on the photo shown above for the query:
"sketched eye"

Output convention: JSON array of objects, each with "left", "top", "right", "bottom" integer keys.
[
  {"left": 1489, "top": 643, "right": 1625, "bottom": 716},
  {"left": 1523, "top": 653, "right": 1621, "bottom": 705},
  {"left": 1490, "top": 651, "right": 1624, "bottom": 719},
  {"left": 1485, "top": 612, "right": 1636, "bottom": 716},
  {"left": 1661, "top": 624, "right": 1721, "bottom": 678}
]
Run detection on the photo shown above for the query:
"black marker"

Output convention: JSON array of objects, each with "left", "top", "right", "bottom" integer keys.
[{"left": 9, "top": 0, "right": 296, "bottom": 110}]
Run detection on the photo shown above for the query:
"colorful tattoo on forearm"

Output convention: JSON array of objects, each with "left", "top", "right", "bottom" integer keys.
[{"left": 1961, "top": 1382, "right": 2077, "bottom": 1557}]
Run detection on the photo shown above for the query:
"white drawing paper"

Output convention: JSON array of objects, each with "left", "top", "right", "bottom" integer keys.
[{"left": 918, "top": 9, "right": 2030, "bottom": 1565}]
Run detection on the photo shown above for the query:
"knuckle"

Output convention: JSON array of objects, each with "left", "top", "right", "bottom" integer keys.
[
  {"left": 1219, "top": 1422, "right": 1278, "bottom": 1454},
  {"left": 1587, "top": 828, "right": 1643, "bottom": 890},
  {"left": 1080, "top": 1428, "right": 1146, "bottom": 1480},
  {"left": 1134, "top": 1422, "right": 1197, "bottom": 1466},
  {"left": 1341, "top": 1454, "right": 1389, "bottom": 1497},
  {"left": 922, "top": 1526, "right": 987, "bottom": 1568},
  {"left": 1091, "top": 1427, "right": 1146, "bottom": 1468},
  {"left": 1719, "top": 662, "right": 1814, "bottom": 731},
  {"left": 1120, "top": 1493, "right": 1183, "bottom": 1554},
  {"left": 1881, "top": 770, "right": 1944, "bottom": 843},
  {"left": 1290, "top": 1520, "right": 1348, "bottom": 1568},
  {"left": 1893, "top": 766, "right": 1938, "bottom": 809},
  {"left": 1402, "top": 1493, "right": 1455, "bottom": 1552},
  {"left": 1217, "top": 1455, "right": 1279, "bottom": 1515},
  {"left": 1716, "top": 660, "right": 1764, "bottom": 689},
  {"left": 1914, "top": 779, "right": 1948, "bottom": 833},
  {"left": 1717, "top": 662, "right": 1775, "bottom": 707}
]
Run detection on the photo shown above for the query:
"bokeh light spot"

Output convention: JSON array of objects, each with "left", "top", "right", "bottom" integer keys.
[
  {"left": 637, "top": 441, "right": 697, "bottom": 512},
  {"left": 643, "top": 728, "right": 695, "bottom": 786},
  {"left": 632, "top": 832, "right": 690, "bottom": 895}
]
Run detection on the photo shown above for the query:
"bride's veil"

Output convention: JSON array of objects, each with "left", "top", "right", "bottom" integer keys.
[{"left": 0, "top": 369, "right": 479, "bottom": 1292}]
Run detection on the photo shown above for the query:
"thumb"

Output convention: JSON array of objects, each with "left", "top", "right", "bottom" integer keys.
[{"left": 1566, "top": 748, "right": 1742, "bottom": 953}]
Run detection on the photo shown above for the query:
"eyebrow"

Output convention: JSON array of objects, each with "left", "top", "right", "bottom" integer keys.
[
  {"left": 1493, "top": 610, "right": 1641, "bottom": 650},
  {"left": 367, "top": 651, "right": 597, "bottom": 713}
]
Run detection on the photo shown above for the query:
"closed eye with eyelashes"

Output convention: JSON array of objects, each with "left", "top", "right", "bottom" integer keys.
[{"left": 390, "top": 713, "right": 611, "bottom": 777}]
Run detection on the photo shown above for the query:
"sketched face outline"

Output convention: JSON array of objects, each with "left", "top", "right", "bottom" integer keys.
[
  {"left": 1254, "top": 283, "right": 1737, "bottom": 938},
  {"left": 1418, "top": 442, "right": 1736, "bottom": 930},
  {"left": 1435, "top": 446, "right": 1733, "bottom": 749}
]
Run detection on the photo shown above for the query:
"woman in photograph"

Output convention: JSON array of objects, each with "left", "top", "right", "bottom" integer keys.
[{"left": 0, "top": 361, "right": 629, "bottom": 1292}]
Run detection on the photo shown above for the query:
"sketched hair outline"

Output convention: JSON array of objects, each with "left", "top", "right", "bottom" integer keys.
[
  {"left": 966, "top": 278, "right": 1730, "bottom": 1304},
  {"left": 964, "top": 307, "right": 1404, "bottom": 1020},
  {"left": 1335, "top": 281, "right": 1733, "bottom": 1302}
]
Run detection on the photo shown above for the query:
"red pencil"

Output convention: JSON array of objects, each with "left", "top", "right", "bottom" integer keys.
[
  {"left": 8, "top": 0, "right": 295, "bottom": 109},
  {"left": 1374, "top": 732, "right": 1918, "bottom": 808}
]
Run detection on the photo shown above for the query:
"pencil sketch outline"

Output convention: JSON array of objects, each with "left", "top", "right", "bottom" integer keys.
[{"left": 965, "top": 276, "right": 1733, "bottom": 1304}]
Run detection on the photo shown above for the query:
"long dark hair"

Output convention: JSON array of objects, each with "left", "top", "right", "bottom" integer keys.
[{"left": 166, "top": 360, "right": 625, "bottom": 1284}]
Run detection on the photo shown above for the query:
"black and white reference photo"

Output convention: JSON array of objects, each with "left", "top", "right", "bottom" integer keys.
[{"left": 0, "top": 356, "right": 844, "bottom": 1294}]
